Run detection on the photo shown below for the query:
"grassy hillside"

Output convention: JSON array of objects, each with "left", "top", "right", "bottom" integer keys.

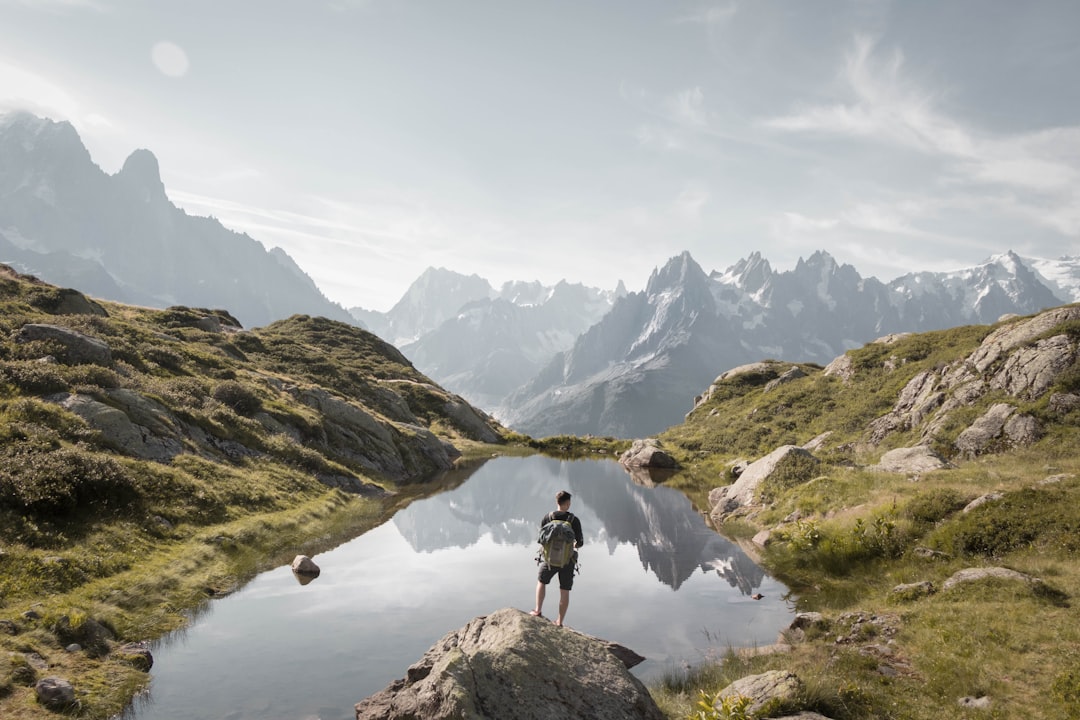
[
  {"left": 0, "top": 265, "right": 512, "bottom": 718},
  {"left": 649, "top": 313, "right": 1080, "bottom": 719}
]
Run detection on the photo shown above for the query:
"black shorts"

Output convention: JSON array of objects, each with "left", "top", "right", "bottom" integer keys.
[{"left": 538, "top": 556, "right": 576, "bottom": 590}]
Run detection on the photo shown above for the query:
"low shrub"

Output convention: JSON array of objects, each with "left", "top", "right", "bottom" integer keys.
[
  {"left": 0, "top": 360, "right": 68, "bottom": 394},
  {"left": 1052, "top": 664, "right": 1080, "bottom": 719},
  {"left": 689, "top": 691, "right": 753, "bottom": 720},
  {"left": 211, "top": 380, "right": 261, "bottom": 415},
  {"left": 264, "top": 433, "right": 336, "bottom": 474},
  {"left": 770, "top": 514, "right": 906, "bottom": 578},
  {"left": 903, "top": 488, "right": 971, "bottom": 526},
  {"left": 0, "top": 446, "right": 139, "bottom": 517},
  {"left": 67, "top": 364, "right": 123, "bottom": 390},
  {"left": 141, "top": 344, "right": 187, "bottom": 371},
  {"left": 927, "top": 486, "right": 1080, "bottom": 558}
]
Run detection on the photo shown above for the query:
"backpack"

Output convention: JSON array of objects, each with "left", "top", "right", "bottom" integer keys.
[{"left": 537, "top": 513, "right": 577, "bottom": 568}]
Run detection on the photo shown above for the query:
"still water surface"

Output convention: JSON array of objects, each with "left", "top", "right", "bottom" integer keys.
[{"left": 130, "top": 455, "right": 793, "bottom": 720}]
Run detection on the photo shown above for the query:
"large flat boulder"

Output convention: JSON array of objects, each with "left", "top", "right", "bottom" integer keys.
[
  {"left": 355, "top": 608, "right": 663, "bottom": 720},
  {"left": 710, "top": 445, "right": 817, "bottom": 519}
]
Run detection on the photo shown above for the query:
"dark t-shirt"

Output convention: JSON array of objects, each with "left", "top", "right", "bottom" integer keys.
[{"left": 542, "top": 510, "right": 584, "bottom": 548}]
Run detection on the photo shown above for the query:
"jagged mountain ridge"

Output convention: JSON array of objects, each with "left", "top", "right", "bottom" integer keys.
[
  {"left": 352, "top": 267, "right": 625, "bottom": 410},
  {"left": 349, "top": 267, "right": 625, "bottom": 347},
  {"left": 351, "top": 267, "right": 496, "bottom": 346},
  {"left": 500, "top": 249, "right": 1079, "bottom": 438},
  {"left": 0, "top": 110, "right": 354, "bottom": 329}
]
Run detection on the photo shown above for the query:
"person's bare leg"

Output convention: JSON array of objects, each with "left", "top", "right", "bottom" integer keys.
[
  {"left": 554, "top": 589, "right": 570, "bottom": 626},
  {"left": 531, "top": 581, "right": 546, "bottom": 616}
]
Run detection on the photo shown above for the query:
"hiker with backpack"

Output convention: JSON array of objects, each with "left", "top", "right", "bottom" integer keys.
[{"left": 530, "top": 490, "right": 584, "bottom": 627}]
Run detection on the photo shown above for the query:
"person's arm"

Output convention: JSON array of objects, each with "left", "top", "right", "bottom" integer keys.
[{"left": 572, "top": 515, "right": 584, "bottom": 548}]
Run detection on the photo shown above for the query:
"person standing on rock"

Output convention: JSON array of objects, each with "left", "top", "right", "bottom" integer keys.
[{"left": 530, "top": 490, "right": 584, "bottom": 627}]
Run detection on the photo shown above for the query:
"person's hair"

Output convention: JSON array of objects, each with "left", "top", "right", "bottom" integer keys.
[{"left": 556, "top": 490, "right": 571, "bottom": 505}]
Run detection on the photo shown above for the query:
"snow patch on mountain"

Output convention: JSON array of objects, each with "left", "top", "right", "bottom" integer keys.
[{"left": 1025, "top": 255, "right": 1080, "bottom": 303}]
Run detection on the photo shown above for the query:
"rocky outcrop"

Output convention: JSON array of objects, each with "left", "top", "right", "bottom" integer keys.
[
  {"left": 354, "top": 608, "right": 663, "bottom": 720},
  {"left": 890, "top": 581, "right": 936, "bottom": 601},
  {"left": 37, "top": 287, "right": 109, "bottom": 317},
  {"left": 53, "top": 615, "right": 114, "bottom": 659},
  {"left": 871, "top": 446, "right": 949, "bottom": 475},
  {"left": 866, "top": 370, "right": 943, "bottom": 443},
  {"left": 715, "top": 670, "right": 803, "bottom": 717},
  {"left": 619, "top": 438, "right": 679, "bottom": 469},
  {"left": 990, "top": 333, "right": 1075, "bottom": 399},
  {"left": 34, "top": 676, "right": 76, "bottom": 710},
  {"left": 15, "top": 323, "right": 112, "bottom": 365},
  {"left": 865, "top": 306, "right": 1079, "bottom": 455},
  {"left": 45, "top": 381, "right": 437, "bottom": 487},
  {"left": 954, "top": 404, "right": 1039, "bottom": 458},
  {"left": 442, "top": 399, "right": 502, "bottom": 443},
  {"left": 296, "top": 388, "right": 456, "bottom": 480},
  {"left": 692, "top": 361, "right": 791, "bottom": 412},
  {"left": 967, "top": 306, "right": 1080, "bottom": 374},
  {"left": 1049, "top": 392, "right": 1080, "bottom": 415},
  {"left": 942, "top": 566, "right": 1041, "bottom": 592},
  {"left": 764, "top": 366, "right": 806, "bottom": 392},
  {"left": 57, "top": 393, "right": 184, "bottom": 461},
  {"left": 709, "top": 445, "right": 818, "bottom": 520},
  {"left": 823, "top": 333, "right": 914, "bottom": 384},
  {"left": 822, "top": 353, "right": 855, "bottom": 381}
]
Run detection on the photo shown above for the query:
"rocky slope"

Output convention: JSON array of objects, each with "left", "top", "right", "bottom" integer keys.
[{"left": 0, "top": 263, "right": 505, "bottom": 490}]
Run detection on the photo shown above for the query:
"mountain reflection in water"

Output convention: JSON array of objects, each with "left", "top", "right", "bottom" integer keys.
[
  {"left": 394, "top": 455, "right": 766, "bottom": 593},
  {"left": 129, "top": 455, "right": 792, "bottom": 720}
]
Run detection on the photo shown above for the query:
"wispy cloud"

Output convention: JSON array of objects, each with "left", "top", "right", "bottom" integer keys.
[
  {"left": 624, "top": 83, "right": 715, "bottom": 151},
  {"left": 667, "top": 86, "right": 707, "bottom": 127},
  {"left": 762, "top": 34, "right": 1080, "bottom": 250},
  {"left": 764, "top": 35, "right": 1080, "bottom": 195},
  {"left": 764, "top": 35, "right": 965, "bottom": 154},
  {"left": 672, "top": 2, "right": 737, "bottom": 27}
]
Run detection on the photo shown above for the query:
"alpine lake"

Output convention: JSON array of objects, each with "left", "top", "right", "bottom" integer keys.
[{"left": 125, "top": 455, "right": 794, "bottom": 720}]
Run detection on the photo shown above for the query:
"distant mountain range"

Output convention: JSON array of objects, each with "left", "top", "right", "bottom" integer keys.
[
  {"left": 349, "top": 249, "right": 1079, "bottom": 439},
  {"left": 0, "top": 111, "right": 353, "bottom": 328},
  {"left": 497, "top": 250, "right": 1079, "bottom": 437}
]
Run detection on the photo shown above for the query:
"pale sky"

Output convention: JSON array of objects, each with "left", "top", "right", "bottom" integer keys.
[{"left": 2, "top": 1, "right": 1078, "bottom": 311}]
